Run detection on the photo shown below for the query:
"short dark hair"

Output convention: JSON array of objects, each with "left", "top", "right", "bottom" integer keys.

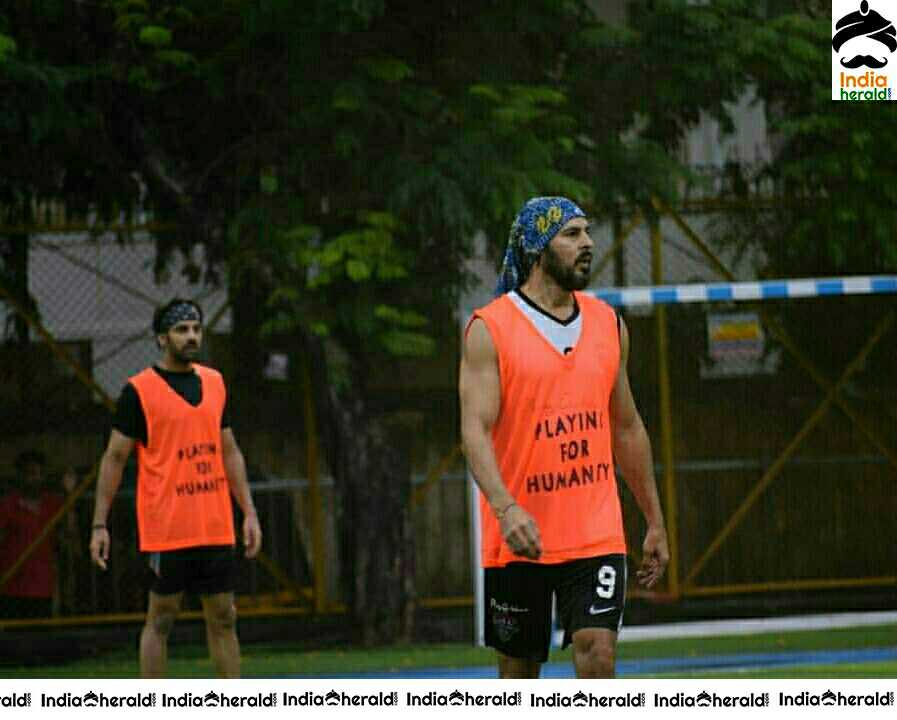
[{"left": 152, "top": 298, "right": 204, "bottom": 335}]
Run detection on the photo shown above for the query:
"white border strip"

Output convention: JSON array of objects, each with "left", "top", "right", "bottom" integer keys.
[
  {"left": 595, "top": 275, "right": 897, "bottom": 307},
  {"left": 620, "top": 610, "right": 897, "bottom": 642}
]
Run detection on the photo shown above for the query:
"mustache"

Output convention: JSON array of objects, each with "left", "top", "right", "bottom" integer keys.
[{"left": 841, "top": 55, "right": 889, "bottom": 68}]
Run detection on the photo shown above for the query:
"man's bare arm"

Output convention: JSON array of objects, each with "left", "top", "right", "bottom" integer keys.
[
  {"left": 221, "top": 428, "right": 261, "bottom": 558},
  {"left": 90, "top": 429, "right": 135, "bottom": 570},
  {"left": 610, "top": 317, "right": 669, "bottom": 588},
  {"left": 459, "top": 318, "right": 541, "bottom": 559}
]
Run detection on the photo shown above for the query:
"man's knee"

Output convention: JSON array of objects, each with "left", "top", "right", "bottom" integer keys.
[
  {"left": 146, "top": 609, "right": 178, "bottom": 637},
  {"left": 572, "top": 629, "right": 616, "bottom": 678},
  {"left": 498, "top": 653, "right": 541, "bottom": 679},
  {"left": 204, "top": 600, "right": 237, "bottom": 633}
]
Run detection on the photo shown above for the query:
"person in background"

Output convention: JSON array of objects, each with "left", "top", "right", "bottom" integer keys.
[{"left": 0, "top": 450, "right": 72, "bottom": 619}]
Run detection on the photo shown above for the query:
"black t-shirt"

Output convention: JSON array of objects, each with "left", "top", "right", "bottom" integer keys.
[{"left": 112, "top": 366, "right": 231, "bottom": 445}]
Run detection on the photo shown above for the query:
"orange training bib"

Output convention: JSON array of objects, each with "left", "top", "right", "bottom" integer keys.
[
  {"left": 130, "top": 364, "right": 235, "bottom": 551},
  {"left": 469, "top": 292, "right": 626, "bottom": 567}
]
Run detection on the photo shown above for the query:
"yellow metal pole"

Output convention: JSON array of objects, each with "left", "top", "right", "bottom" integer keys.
[
  {"left": 651, "top": 219, "right": 680, "bottom": 599},
  {"left": 684, "top": 311, "right": 896, "bottom": 587},
  {"left": 302, "top": 357, "right": 327, "bottom": 614}
]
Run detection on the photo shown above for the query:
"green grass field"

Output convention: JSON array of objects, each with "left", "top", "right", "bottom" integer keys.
[{"left": 0, "top": 623, "right": 894, "bottom": 679}]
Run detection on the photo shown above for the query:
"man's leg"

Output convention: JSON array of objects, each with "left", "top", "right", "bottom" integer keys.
[
  {"left": 201, "top": 592, "right": 240, "bottom": 678},
  {"left": 557, "top": 554, "right": 627, "bottom": 679},
  {"left": 571, "top": 627, "right": 618, "bottom": 678},
  {"left": 140, "top": 591, "right": 182, "bottom": 678},
  {"left": 497, "top": 652, "right": 542, "bottom": 678}
]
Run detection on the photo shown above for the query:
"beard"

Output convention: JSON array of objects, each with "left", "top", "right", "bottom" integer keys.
[
  {"left": 170, "top": 343, "right": 200, "bottom": 365},
  {"left": 541, "top": 244, "right": 591, "bottom": 291}
]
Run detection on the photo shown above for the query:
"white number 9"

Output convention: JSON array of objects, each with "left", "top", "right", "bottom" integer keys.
[{"left": 595, "top": 565, "right": 616, "bottom": 599}]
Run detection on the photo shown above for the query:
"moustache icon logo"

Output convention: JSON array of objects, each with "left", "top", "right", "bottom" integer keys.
[{"left": 841, "top": 54, "right": 888, "bottom": 68}]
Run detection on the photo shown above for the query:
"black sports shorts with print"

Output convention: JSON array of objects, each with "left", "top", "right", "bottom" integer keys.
[
  {"left": 146, "top": 545, "right": 237, "bottom": 596},
  {"left": 484, "top": 554, "right": 627, "bottom": 663}
]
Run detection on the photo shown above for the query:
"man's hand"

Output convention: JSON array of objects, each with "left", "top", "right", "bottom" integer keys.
[
  {"left": 499, "top": 504, "right": 542, "bottom": 560},
  {"left": 90, "top": 527, "right": 110, "bottom": 570},
  {"left": 636, "top": 525, "right": 669, "bottom": 589},
  {"left": 242, "top": 513, "right": 262, "bottom": 559}
]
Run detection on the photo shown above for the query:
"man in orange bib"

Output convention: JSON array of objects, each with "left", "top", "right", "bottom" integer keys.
[
  {"left": 89, "top": 298, "right": 262, "bottom": 678},
  {"left": 460, "top": 197, "right": 669, "bottom": 678}
]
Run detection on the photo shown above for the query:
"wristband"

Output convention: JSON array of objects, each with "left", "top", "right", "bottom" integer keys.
[
  {"left": 92, "top": 524, "right": 107, "bottom": 530},
  {"left": 494, "top": 502, "right": 516, "bottom": 521}
]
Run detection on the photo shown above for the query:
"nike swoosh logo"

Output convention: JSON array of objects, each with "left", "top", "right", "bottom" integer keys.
[{"left": 588, "top": 605, "right": 616, "bottom": 616}]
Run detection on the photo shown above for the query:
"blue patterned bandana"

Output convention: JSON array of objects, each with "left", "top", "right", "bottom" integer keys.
[
  {"left": 495, "top": 196, "right": 586, "bottom": 296},
  {"left": 159, "top": 301, "right": 201, "bottom": 333}
]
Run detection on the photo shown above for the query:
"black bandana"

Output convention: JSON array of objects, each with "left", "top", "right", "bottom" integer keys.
[{"left": 159, "top": 302, "right": 201, "bottom": 333}]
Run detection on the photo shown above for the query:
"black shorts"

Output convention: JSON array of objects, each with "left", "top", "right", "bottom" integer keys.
[
  {"left": 484, "top": 554, "right": 627, "bottom": 663},
  {"left": 146, "top": 545, "right": 237, "bottom": 596}
]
